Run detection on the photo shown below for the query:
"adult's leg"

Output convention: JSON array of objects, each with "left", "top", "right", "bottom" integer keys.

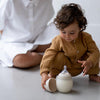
[{"left": 13, "top": 44, "right": 51, "bottom": 68}]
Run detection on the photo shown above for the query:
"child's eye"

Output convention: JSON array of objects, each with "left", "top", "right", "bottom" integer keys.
[
  {"left": 70, "top": 32, "right": 75, "bottom": 34},
  {"left": 62, "top": 31, "right": 66, "bottom": 34}
]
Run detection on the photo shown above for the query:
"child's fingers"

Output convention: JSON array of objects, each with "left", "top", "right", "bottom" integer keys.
[
  {"left": 78, "top": 60, "right": 86, "bottom": 67},
  {"left": 83, "top": 66, "right": 89, "bottom": 76},
  {"left": 78, "top": 60, "right": 84, "bottom": 64},
  {"left": 83, "top": 67, "right": 86, "bottom": 73},
  {"left": 78, "top": 60, "right": 84, "bottom": 67},
  {"left": 42, "top": 83, "right": 45, "bottom": 90},
  {"left": 42, "top": 85, "right": 46, "bottom": 90},
  {"left": 41, "top": 78, "right": 47, "bottom": 90},
  {"left": 41, "top": 76, "right": 50, "bottom": 90},
  {"left": 48, "top": 73, "right": 52, "bottom": 78},
  {"left": 83, "top": 72, "right": 86, "bottom": 76},
  {"left": 83, "top": 69, "right": 87, "bottom": 76},
  {"left": 81, "top": 64, "right": 84, "bottom": 68},
  {"left": 81, "top": 62, "right": 87, "bottom": 68},
  {"left": 41, "top": 81, "right": 46, "bottom": 90}
]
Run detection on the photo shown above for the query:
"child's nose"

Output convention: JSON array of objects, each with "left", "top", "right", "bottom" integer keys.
[{"left": 66, "top": 33, "right": 70, "bottom": 37}]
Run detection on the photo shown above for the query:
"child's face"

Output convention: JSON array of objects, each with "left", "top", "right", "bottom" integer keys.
[{"left": 60, "top": 21, "right": 81, "bottom": 42}]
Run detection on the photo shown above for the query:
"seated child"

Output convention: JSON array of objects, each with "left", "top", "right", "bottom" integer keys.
[{"left": 40, "top": 3, "right": 100, "bottom": 89}]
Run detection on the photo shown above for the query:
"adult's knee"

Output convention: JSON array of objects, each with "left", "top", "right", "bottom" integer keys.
[{"left": 13, "top": 54, "right": 27, "bottom": 68}]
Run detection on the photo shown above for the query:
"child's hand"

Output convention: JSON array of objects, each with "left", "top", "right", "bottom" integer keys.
[
  {"left": 41, "top": 73, "right": 51, "bottom": 90},
  {"left": 78, "top": 60, "right": 92, "bottom": 76}
]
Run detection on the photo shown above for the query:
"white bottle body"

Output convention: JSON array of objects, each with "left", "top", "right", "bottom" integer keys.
[{"left": 56, "top": 78, "right": 73, "bottom": 93}]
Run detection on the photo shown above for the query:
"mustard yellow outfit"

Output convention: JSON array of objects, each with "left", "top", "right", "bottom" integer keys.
[{"left": 40, "top": 32, "right": 99, "bottom": 77}]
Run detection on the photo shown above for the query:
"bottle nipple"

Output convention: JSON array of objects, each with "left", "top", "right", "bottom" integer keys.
[{"left": 61, "top": 65, "right": 67, "bottom": 74}]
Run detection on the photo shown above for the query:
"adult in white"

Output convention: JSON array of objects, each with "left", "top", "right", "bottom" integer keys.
[{"left": 0, "top": 0, "right": 58, "bottom": 68}]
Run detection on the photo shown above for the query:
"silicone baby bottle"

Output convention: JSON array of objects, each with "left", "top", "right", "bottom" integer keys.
[{"left": 56, "top": 65, "right": 73, "bottom": 93}]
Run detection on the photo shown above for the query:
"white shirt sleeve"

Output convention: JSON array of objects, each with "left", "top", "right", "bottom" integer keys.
[{"left": 0, "top": 0, "right": 11, "bottom": 30}]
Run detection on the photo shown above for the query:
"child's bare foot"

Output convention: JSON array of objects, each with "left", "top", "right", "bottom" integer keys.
[{"left": 89, "top": 75, "right": 100, "bottom": 83}]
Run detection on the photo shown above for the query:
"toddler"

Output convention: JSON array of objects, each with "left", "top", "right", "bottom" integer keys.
[{"left": 40, "top": 3, "right": 100, "bottom": 90}]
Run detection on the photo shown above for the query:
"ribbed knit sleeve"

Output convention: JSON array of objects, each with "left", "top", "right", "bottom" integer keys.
[
  {"left": 40, "top": 36, "right": 62, "bottom": 75},
  {"left": 84, "top": 33, "right": 99, "bottom": 67}
]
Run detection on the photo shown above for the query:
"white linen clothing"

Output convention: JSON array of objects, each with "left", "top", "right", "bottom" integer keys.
[{"left": 0, "top": 0, "right": 59, "bottom": 67}]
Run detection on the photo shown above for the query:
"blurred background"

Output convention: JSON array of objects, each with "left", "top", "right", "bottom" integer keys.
[
  {"left": 52, "top": 0, "right": 100, "bottom": 49},
  {"left": 0, "top": 0, "right": 100, "bottom": 49}
]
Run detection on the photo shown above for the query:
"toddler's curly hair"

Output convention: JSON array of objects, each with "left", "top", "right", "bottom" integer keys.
[{"left": 54, "top": 3, "right": 87, "bottom": 31}]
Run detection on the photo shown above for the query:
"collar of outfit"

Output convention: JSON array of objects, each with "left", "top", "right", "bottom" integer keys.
[{"left": 23, "top": 0, "right": 40, "bottom": 7}]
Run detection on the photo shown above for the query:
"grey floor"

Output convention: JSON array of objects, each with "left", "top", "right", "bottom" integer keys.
[{"left": 0, "top": 66, "right": 100, "bottom": 100}]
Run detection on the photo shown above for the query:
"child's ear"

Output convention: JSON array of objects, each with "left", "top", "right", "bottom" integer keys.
[{"left": 80, "top": 28, "right": 83, "bottom": 32}]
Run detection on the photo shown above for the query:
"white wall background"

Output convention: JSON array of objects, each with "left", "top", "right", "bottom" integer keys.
[
  {"left": 0, "top": 0, "right": 100, "bottom": 49},
  {"left": 52, "top": 0, "right": 100, "bottom": 49}
]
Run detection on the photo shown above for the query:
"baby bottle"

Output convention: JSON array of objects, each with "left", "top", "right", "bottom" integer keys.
[{"left": 56, "top": 65, "right": 73, "bottom": 93}]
